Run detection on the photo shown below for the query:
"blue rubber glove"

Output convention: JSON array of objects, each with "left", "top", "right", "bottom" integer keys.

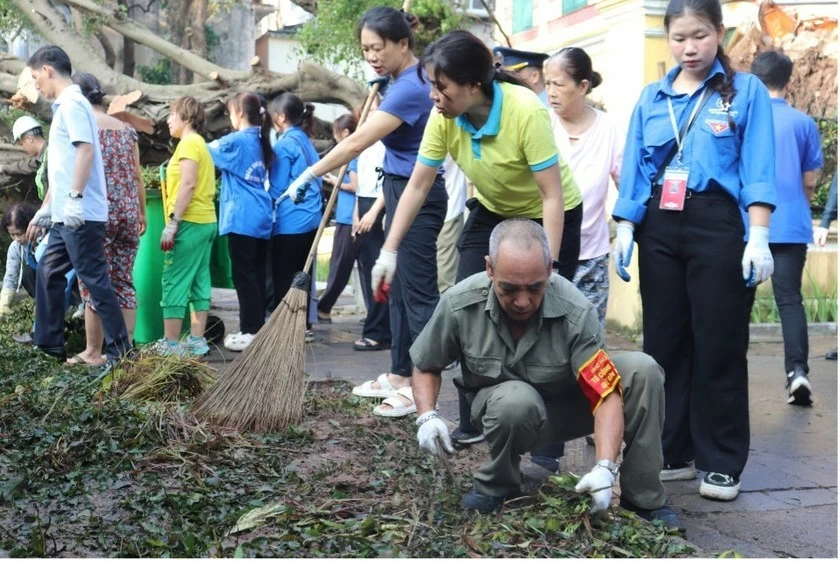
[{"left": 612, "top": 223, "right": 635, "bottom": 282}]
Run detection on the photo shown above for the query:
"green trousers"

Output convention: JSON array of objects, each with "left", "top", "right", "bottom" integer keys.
[
  {"left": 160, "top": 221, "right": 217, "bottom": 319},
  {"left": 469, "top": 351, "right": 666, "bottom": 510}
]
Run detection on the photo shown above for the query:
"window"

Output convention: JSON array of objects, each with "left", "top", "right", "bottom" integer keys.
[
  {"left": 462, "top": 0, "right": 494, "bottom": 16},
  {"left": 512, "top": 0, "right": 533, "bottom": 33},
  {"left": 562, "top": 0, "right": 587, "bottom": 14}
]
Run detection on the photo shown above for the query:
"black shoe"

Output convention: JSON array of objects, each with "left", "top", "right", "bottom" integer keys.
[
  {"left": 37, "top": 346, "right": 66, "bottom": 363},
  {"left": 461, "top": 489, "right": 506, "bottom": 513},
  {"left": 619, "top": 498, "right": 684, "bottom": 533},
  {"left": 786, "top": 368, "right": 813, "bottom": 406},
  {"left": 530, "top": 455, "right": 560, "bottom": 474},
  {"left": 12, "top": 331, "right": 34, "bottom": 345},
  {"left": 450, "top": 427, "right": 485, "bottom": 445},
  {"left": 825, "top": 349, "right": 837, "bottom": 361}
]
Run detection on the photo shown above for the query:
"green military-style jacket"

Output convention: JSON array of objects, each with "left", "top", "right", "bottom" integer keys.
[{"left": 410, "top": 272, "right": 621, "bottom": 410}]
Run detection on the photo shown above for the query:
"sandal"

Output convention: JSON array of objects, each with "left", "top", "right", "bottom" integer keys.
[
  {"left": 65, "top": 354, "right": 105, "bottom": 367},
  {"left": 353, "top": 338, "right": 390, "bottom": 351},
  {"left": 317, "top": 311, "right": 332, "bottom": 324},
  {"left": 352, "top": 373, "right": 399, "bottom": 398},
  {"left": 373, "top": 387, "right": 416, "bottom": 418}
]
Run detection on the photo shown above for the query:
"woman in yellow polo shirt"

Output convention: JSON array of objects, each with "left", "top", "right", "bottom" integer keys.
[
  {"left": 370, "top": 30, "right": 582, "bottom": 452},
  {"left": 157, "top": 96, "right": 218, "bottom": 357}
]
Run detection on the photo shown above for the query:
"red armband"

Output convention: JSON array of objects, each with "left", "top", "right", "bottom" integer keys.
[{"left": 577, "top": 349, "right": 622, "bottom": 412}]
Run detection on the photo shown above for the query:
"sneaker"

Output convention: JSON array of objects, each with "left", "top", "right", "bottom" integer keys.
[
  {"left": 786, "top": 368, "right": 813, "bottom": 406},
  {"left": 619, "top": 498, "right": 684, "bottom": 533},
  {"left": 304, "top": 330, "right": 315, "bottom": 343},
  {"left": 699, "top": 472, "right": 740, "bottom": 501},
  {"left": 660, "top": 461, "right": 697, "bottom": 481},
  {"left": 225, "top": 333, "right": 255, "bottom": 352},
  {"left": 223, "top": 331, "right": 241, "bottom": 347},
  {"left": 152, "top": 338, "right": 187, "bottom": 357},
  {"left": 183, "top": 335, "right": 210, "bottom": 357},
  {"left": 530, "top": 455, "right": 560, "bottom": 474},
  {"left": 825, "top": 349, "right": 837, "bottom": 361},
  {"left": 450, "top": 427, "right": 485, "bottom": 445},
  {"left": 461, "top": 489, "right": 507, "bottom": 513}
]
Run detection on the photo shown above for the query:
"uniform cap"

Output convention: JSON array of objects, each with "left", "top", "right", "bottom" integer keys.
[
  {"left": 492, "top": 46, "right": 549, "bottom": 72},
  {"left": 12, "top": 115, "right": 42, "bottom": 142}
]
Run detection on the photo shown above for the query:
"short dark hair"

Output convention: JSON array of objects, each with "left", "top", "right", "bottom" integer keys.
[
  {"left": 0, "top": 202, "right": 39, "bottom": 233},
  {"left": 750, "top": 51, "right": 793, "bottom": 91},
  {"left": 170, "top": 96, "right": 206, "bottom": 135},
  {"left": 26, "top": 46, "right": 72, "bottom": 77},
  {"left": 356, "top": 6, "right": 417, "bottom": 51}
]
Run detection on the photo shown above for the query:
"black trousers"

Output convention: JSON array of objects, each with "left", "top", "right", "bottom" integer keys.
[
  {"left": 637, "top": 190, "right": 749, "bottom": 478},
  {"left": 317, "top": 224, "right": 364, "bottom": 315},
  {"left": 384, "top": 173, "right": 446, "bottom": 376},
  {"left": 228, "top": 233, "right": 268, "bottom": 335},
  {"left": 269, "top": 229, "right": 317, "bottom": 325},
  {"left": 745, "top": 243, "right": 809, "bottom": 374},
  {"left": 454, "top": 200, "right": 583, "bottom": 462},
  {"left": 357, "top": 196, "right": 391, "bottom": 344},
  {"left": 35, "top": 222, "right": 128, "bottom": 360}
]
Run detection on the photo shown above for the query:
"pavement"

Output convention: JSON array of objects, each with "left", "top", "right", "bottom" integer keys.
[{"left": 207, "top": 288, "right": 838, "bottom": 558}]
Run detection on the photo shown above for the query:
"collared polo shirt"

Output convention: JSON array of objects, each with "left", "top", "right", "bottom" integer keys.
[
  {"left": 418, "top": 81, "right": 581, "bottom": 218},
  {"left": 410, "top": 271, "right": 620, "bottom": 412},
  {"left": 48, "top": 85, "right": 108, "bottom": 222},
  {"left": 613, "top": 59, "right": 777, "bottom": 226}
]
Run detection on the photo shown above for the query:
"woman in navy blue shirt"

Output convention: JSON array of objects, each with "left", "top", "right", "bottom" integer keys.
[
  {"left": 207, "top": 92, "right": 273, "bottom": 352},
  {"left": 286, "top": 6, "right": 446, "bottom": 418},
  {"left": 613, "top": 0, "right": 775, "bottom": 502}
]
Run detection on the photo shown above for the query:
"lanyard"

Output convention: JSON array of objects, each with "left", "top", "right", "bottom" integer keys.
[{"left": 667, "top": 87, "right": 707, "bottom": 164}]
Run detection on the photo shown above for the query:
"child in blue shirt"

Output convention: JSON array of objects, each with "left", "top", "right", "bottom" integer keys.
[
  {"left": 612, "top": 0, "right": 776, "bottom": 502},
  {"left": 317, "top": 114, "right": 361, "bottom": 322},
  {"left": 207, "top": 92, "right": 273, "bottom": 351}
]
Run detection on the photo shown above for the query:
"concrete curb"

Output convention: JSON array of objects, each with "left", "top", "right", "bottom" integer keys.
[{"left": 750, "top": 322, "right": 837, "bottom": 339}]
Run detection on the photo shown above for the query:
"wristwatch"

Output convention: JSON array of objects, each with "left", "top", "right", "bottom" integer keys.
[
  {"left": 168, "top": 213, "right": 180, "bottom": 222},
  {"left": 68, "top": 190, "right": 83, "bottom": 199},
  {"left": 595, "top": 459, "right": 620, "bottom": 476}
]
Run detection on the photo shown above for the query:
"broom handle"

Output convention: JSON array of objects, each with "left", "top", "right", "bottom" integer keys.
[{"left": 302, "top": 0, "right": 412, "bottom": 274}]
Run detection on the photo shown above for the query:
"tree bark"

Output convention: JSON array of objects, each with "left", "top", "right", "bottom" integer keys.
[{"left": 118, "top": 0, "right": 136, "bottom": 76}]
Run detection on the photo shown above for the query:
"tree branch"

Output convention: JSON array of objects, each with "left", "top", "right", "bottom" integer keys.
[
  {"left": 478, "top": 0, "right": 512, "bottom": 48},
  {"left": 125, "top": 0, "right": 157, "bottom": 15}
]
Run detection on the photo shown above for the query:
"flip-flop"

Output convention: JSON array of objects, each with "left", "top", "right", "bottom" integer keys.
[
  {"left": 353, "top": 338, "right": 390, "bottom": 351},
  {"left": 352, "top": 373, "right": 399, "bottom": 398},
  {"left": 373, "top": 387, "right": 416, "bottom": 418},
  {"left": 65, "top": 354, "right": 105, "bottom": 367}
]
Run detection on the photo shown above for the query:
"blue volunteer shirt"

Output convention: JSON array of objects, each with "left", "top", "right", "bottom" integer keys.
[
  {"left": 740, "top": 98, "right": 822, "bottom": 244},
  {"left": 208, "top": 127, "right": 272, "bottom": 238},
  {"left": 378, "top": 65, "right": 437, "bottom": 178},
  {"left": 335, "top": 158, "right": 358, "bottom": 226},
  {"left": 48, "top": 85, "right": 108, "bottom": 223},
  {"left": 270, "top": 126, "right": 323, "bottom": 235},
  {"left": 614, "top": 59, "right": 776, "bottom": 225}
]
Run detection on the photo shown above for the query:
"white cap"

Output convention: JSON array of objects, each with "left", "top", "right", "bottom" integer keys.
[{"left": 12, "top": 115, "right": 42, "bottom": 142}]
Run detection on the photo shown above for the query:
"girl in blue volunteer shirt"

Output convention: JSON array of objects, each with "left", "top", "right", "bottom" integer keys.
[
  {"left": 207, "top": 92, "right": 274, "bottom": 352},
  {"left": 284, "top": 7, "right": 446, "bottom": 418},
  {"left": 317, "top": 114, "right": 361, "bottom": 323},
  {"left": 612, "top": 0, "right": 776, "bottom": 502},
  {"left": 267, "top": 93, "right": 323, "bottom": 335}
]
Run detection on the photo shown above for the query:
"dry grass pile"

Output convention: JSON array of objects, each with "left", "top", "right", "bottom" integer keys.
[{"left": 108, "top": 350, "right": 216, "bottom": 403}]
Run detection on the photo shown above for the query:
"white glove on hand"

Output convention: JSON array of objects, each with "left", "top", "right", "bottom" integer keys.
[
  {"left": 575, "top": 465, "right": 615, "bottom": 515},
  {"left": 160, "top": 219, "right": 179, "bottom": 251},
  {"left": 416, "top": 411, "right": 454, "bottom": 456},
  {"left": 63, "top": 197, "right": 84, "bottom": 229},
  {"left": 371, "top": 248, "right": 398, "bottom": 290},
  {"left": 814, "top": 226, "right": 829, "bottom": 247},
  {"left": 31, "top": 207, "right": 52, "bottom": 228},
  {"left": 612, "top": 222, "right": 635, "bottom": 282},
  {"left": 282, "top": 167, "right": 316, "bottom": 203},
  {"left": 742, "top": 225, "right": 773, "bottom": 287},
  {"left": 0, "top": 287, "right": 14, "bottom": 318}
]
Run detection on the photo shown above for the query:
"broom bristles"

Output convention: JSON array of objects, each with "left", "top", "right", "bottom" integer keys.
[{"left": 192, "top": 285, "right": 309, "bottom": 432}]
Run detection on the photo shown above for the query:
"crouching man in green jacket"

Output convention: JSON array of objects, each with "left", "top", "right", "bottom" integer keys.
[{"left": 410, "top": 218, "right": 681, "bottom": 531}]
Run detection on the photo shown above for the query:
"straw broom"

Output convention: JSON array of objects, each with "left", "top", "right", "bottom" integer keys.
[{"left": 192, "top": 80, "right": 386, "bottom": 432}]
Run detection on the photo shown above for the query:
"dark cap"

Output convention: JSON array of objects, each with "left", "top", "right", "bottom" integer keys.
[{"left": 492, "top": 46, "right": 549, "bottom": 71}]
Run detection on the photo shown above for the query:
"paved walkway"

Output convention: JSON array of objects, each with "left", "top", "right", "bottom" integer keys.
[{"left": 207, "top": 289, "right": 837, "bottom": 557}]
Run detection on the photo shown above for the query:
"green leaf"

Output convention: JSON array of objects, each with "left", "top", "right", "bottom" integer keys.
[{"left": 227, "top": 503, "right": 287, "bottom": 535}]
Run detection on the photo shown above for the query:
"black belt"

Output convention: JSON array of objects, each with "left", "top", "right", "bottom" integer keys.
[{"left": 650, "top": 186, "right": 731, "bottom": 201}]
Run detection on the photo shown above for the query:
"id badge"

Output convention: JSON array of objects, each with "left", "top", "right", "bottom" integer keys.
[{"left": 659, "top": 165, "right": 689, "bottom": 211}]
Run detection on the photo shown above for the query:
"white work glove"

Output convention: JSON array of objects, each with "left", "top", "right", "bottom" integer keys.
[
  {"left": 612, "top": 222, "right": 635, "bottom": 282},
  {"left": 63, "top": 196, "right": 84, "bottom": 229},
  {"left": 159, "top": 219, "right": 179, "bottom": 251},
  {"left": 371, "top": 248, "right": 397, "bottom": 303},
  {"left": 0, "top": 287, "right": 14, "bottom": 318},
  {"left": 31, "top": 207, "right": 52, "bottom": 228},
  {"left": 281, "top": 167, "right": 316, "bottom": 204},
  {"left": 814, "top": 226, "right": 829, "bottom": 247},
  {"left": 416, "top": 411, "right": 454, "bottom": 456},
  {"left": 575, "top": 464, "right": 616, "bottom": 515},
  {"left": 742, "top": 225, "right": 773, "bottom": 287}
]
